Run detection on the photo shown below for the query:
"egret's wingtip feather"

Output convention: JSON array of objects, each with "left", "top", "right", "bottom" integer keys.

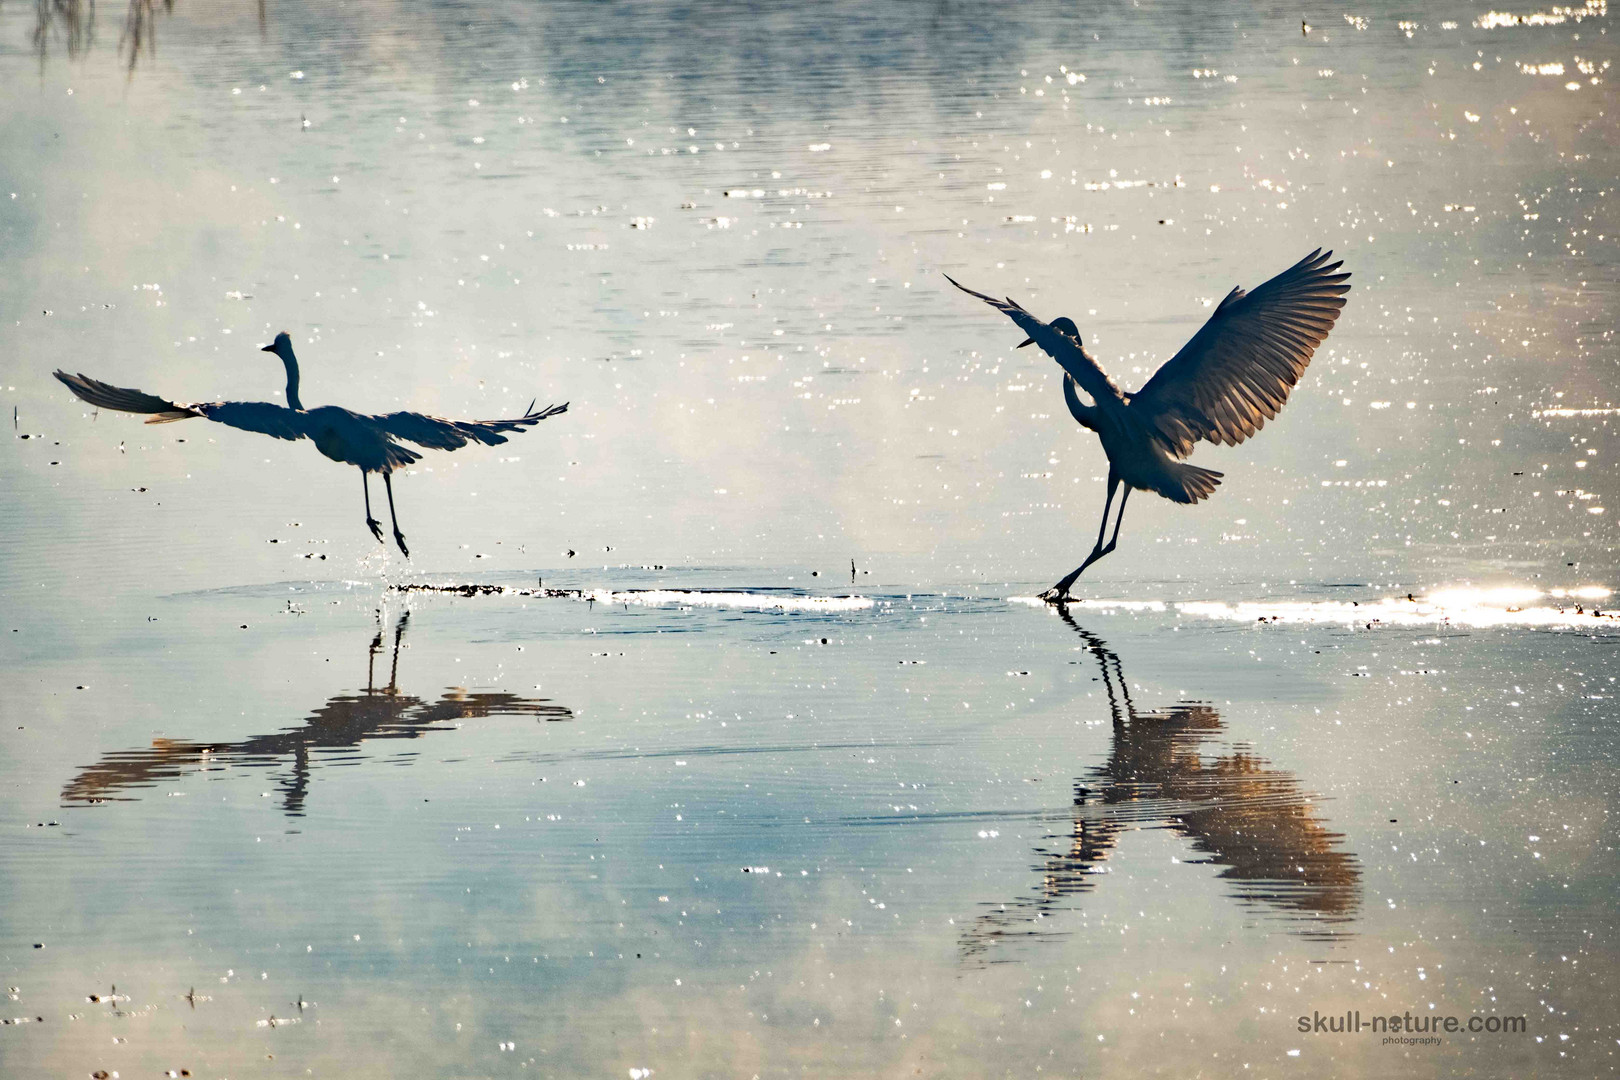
[
  {"left": 1133, "top": 246, "right": 1352, "bottom": 458},
  {"left": 944, "top": 273, "right": 1017, "bottom": 312}
]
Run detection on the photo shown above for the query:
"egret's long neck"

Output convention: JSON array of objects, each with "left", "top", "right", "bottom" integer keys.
[
  {"left": 1062, "top": 373, "right": 1099, "bottom": 432},
  {"left": 1058, "top": 342, "right": 1123, "bottom": 408},
  {"left": 280, "top": 350, "right": 304, "bottom": 411}
]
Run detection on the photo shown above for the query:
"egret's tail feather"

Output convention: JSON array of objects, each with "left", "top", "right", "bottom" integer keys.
[
  {"left": 53, "top": 370, "right": 200, "bottom": 422},
  {"left": 1163, "top": 461, "right": 1223, "bottom": 504}
]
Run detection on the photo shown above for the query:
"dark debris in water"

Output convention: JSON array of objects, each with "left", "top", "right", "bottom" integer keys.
[{"left": 392, "top": 583, "right": 585, "bottom": 599}]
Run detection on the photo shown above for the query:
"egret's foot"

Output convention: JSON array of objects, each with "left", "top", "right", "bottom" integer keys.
[
  {"left": 1040, "top": 586, "right": 1077, "bottom": 605},
  {"left": 366, "top": 517, "right": 385, "bottom": 543},
  {"left": 393, "top": 530, "right": 410, "bottom": 558}
]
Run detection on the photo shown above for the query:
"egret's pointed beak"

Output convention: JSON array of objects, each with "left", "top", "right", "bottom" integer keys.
[
  {"left": 1016, "top": 337, "right": 1034, "bottom": 348},
  {"left": 260, "top": 343, "right": 278, "bottom": 353}
]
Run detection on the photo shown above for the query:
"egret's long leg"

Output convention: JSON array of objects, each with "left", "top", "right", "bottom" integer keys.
[
  {"left": 1101, "top": 485, "right": 1131, "bottom": 554},
  {"left": 1090, "top": 477, "right": 1118, "bottom": 550},
  {"left": 361, "top": 469, "right": 385, "bottom": 544},
  {"left": 382, "top": 471, "right": 410, "bottom": 558},
  {"left": 1044, "top": 472, "right": 1121, "bottom": 602}
]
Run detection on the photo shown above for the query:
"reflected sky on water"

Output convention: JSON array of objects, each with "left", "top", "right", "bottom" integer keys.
[
  {"left": 2, "top": 0, "right": 1618, "bottom": 1076},
  {"left": 5, "top": 584, "right": 1617, "bottom": 1077}
]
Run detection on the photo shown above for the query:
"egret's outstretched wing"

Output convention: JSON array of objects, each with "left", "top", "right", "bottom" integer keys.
[
  {"left": 54, "top": 370, "right": 199, "bottom": 423},
  {"left": 54, "top": 371, "right": 307, "bottom": 441},
  {"left": 375, "top": 401, "right": 568, "bottom": 450},
  {"left": 945, "top": 275, "right": 1120, "bottom": 402},
  {"left": 192, "top": 401, "right": 308, "bottom": 441},
  {"left": 944, "top": 274, "right": 1050, "bottom": 343},
  {"left": 1131, "top": 250, "right": 1350, "bottom": 457}
]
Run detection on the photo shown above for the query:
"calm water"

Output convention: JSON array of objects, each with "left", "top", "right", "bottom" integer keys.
[{"left": 2, "top": 0, "right": 1618, "bottom": 1076}]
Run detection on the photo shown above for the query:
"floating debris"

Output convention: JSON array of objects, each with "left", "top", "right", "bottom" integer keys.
[{"left": 391, "top": 584, "right": 874, "bottom": 612}]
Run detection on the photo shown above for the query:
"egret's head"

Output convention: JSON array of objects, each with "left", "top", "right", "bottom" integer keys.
[
  {"left": 1016, "top": 316, "right": 1082, "bottom": 350},
  {"left": 260, "top": 331, "right": 293, "bottom": 359}
]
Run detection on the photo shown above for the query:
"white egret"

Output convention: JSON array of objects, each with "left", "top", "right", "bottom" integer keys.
[
  {"left": 948, "top": 249, "right": 1350, "bottom": 601},
  {"left": 54, "top": 332, "right": 567, "bottom": 556}
]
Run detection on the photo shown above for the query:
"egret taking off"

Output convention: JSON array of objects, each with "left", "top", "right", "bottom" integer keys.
[
  {"left": 948, "top": 249, "right": 1350, "bottom": 602},
  {"left": 54, "top": 332, "right": 568, "bottom": 556}
]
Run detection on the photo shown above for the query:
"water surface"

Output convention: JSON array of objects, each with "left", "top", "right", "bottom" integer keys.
[{"left": 2, "top": 0, "right": 1618, "bottom": 1076}]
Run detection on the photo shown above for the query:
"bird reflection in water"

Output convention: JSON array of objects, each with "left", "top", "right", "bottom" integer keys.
[
  {"left": 60, "top": 611, "right": 572, "bottom": 815},
  {"left": 29, "top": 0, "right": 166, "bottom": 70},
  {"left": 29, "top": 0, "right": 268, "bottom": 72},
  {"left": 964, "top": 611, "right": 1359, "bottom": 961}
]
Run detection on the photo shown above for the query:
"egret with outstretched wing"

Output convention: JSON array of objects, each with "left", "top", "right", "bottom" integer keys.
[
  {"left": 948, "top": 249, "right": 1350, "bottom": 601},
  {"left": 54, "top": 332, "right": 568, "bottom": 556}
]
